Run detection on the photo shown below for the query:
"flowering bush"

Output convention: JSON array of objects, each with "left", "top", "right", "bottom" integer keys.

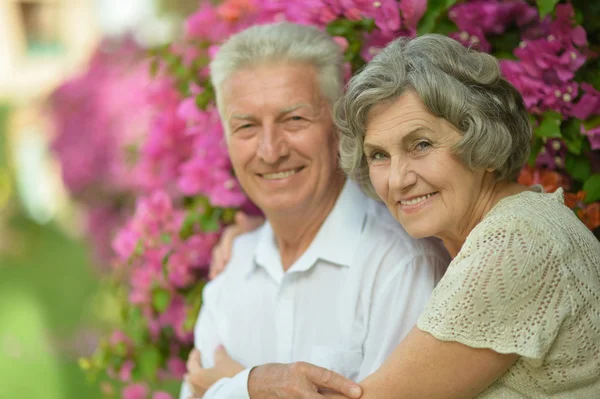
[{"left": 48, "top": 0, "right": 599, "bottom": 397}]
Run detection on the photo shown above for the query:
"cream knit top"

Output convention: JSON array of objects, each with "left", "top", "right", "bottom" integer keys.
[{"left": 417, "top": 188, "right": 600, "bottom": 398}]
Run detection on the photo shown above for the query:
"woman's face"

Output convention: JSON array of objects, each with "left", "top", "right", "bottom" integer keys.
[{"left": 364, "top": 91, "right": 491, "bottom": 246}]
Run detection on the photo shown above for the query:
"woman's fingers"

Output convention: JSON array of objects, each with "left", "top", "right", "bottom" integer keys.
[{"left": 209, "top": 212, "right": 265, "bottom": 279}]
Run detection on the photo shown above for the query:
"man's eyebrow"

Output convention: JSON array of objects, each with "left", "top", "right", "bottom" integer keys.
[
  {"left": 228, "top": 114, "right": 255, "bottom": 123},
  {"left": 279, "top": 103, "right": 312, "bottom": 115}
]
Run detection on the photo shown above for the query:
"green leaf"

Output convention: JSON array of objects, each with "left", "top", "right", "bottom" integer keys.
[
  {"left": 326, "top": 19, "right": 350, "bottom": 37},
  {"left": 583, "top": 174, "right": 600, "bottom": 203},
  {"left": 561, "top": 119, "right": 584, "bottom": 155},
  {"left": 138, "top": 346, "right": 161, "bottom": 381},
  {"left": 127, "top": 307, "right": 147, "bottom": 345},
  {"left": 536, "top": 0, "right": 560, "bottom": 18},
  {"left": 160, "top": 232, "right": 172, "bottom": 244},
  {"left": 195, "top": 91, "right": 212, "bottom": 110},
  {"left": 583, "top": 115, "right": 600, "bottom": 131},
  {"left": 134, "top": 240, "right": 144, "bottom": 257},
  {"left": 152, "top": 288, "right": 171, "bottom": 313},
  {"left": 200, "top": 209, "right": 222, "bottom": 232},
  {"left": 417, "top": 0, "right": 458, "bottom": 34},
  {"left": 180, "top": 211, "right": 200, "bottom": 239},
  {"left": 535, "top": 112, "right": 563, "bottom": 139},
  {"left": 528, "top": 138, "right": 543, "bottom": 166},
  {"left": 565, "top": 153, "right": 591, "bottom": 183}
]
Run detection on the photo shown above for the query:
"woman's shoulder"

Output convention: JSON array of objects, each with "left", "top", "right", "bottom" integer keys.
[{"left": 469, "top": 188, "right": 597, "bottom": 250}]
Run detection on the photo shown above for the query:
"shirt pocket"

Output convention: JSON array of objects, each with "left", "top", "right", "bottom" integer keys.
[{"left": 309, "top": 345, "right": 363, "bottom": 381}]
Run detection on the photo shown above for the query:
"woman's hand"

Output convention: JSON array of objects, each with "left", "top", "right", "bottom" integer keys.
[
  {"left": 248, "top": 362, "right": 362, "bottom": 399},
  {"left": 209, "top": 211, "right": 265, "bottom": 279}
]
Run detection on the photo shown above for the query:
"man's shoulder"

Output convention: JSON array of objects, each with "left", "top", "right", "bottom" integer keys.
[{"left": 205, "top": 224, "right": 265, "bottom": 293}]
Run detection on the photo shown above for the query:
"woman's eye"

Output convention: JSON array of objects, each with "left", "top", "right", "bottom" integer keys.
[
  {"left": 369, "top": 151, "right": 387, "bottom": 161},
  {"left": 415, "top": 141, "right": 431, "bottom": 150},
  {"left": 288, "top": 116, "right": 304, "bottom": 121}
]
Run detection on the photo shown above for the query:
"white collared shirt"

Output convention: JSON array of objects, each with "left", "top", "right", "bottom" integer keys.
[{"left": 180, "top": 181, "right": 449, "bottom": 399}]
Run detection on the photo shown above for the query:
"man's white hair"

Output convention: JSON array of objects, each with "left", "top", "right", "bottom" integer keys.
[{"left": 210, "top": 22, "right": 345, "bottom": 116}]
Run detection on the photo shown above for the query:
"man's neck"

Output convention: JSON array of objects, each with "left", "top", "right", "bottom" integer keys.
[{"left": 267, "top": 177, "right": 346, "bottom": 271}]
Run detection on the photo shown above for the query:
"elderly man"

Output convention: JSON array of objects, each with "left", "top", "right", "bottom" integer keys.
[{"left": 180, "top": 22, "right": 449, "bottom": 399}]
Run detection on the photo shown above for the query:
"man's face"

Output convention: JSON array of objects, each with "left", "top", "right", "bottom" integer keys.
[{"left": 221, "top": 62, "right": 341, "bottom": 215}]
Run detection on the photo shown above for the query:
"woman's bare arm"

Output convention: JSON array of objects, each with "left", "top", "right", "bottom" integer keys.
[{"left": 325, "top": 326, "right": 518, "bottom": 399}]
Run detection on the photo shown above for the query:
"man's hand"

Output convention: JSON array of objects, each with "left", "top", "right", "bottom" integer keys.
[
  {"left": 209, "top": 212, "right": 265, "bottom": 279},
  {"left": 248, "top": 362, "right": 362, "bottom": 399},
  {"left": 185, "top": 347, "right": 245, "bottom": 398}
]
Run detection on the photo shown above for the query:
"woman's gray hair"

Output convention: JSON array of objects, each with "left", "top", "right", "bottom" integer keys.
[
  {"left": 334, "top": 33, "right": 532, "bottom": 197},
  {"left": 210, "top": 22, "right": 345, "bottom": 114}
]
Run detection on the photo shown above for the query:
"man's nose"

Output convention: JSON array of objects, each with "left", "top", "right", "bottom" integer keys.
[
  {"left": 257, "top": 125, "right": 289, "bottom": 164},
  {"left": 389, "top": 156, "right": 417, "bottom": 193}
]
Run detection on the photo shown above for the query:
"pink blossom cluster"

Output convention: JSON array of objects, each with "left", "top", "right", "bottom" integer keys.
[
  {"left": 51, "top": 38, "right": 154, "bottom": 197},
  {"left": 122, "top": 383, "right": 173, "bottom": 399},
  {"left": 184, "top": 0, "right": 427, "bottom": 61},
  {"left": 499, "top": 4, "right": 589, "bottom": 117},
  {"left": 448, "top": 0, "right": 538, "bottom": 52},
  {"left": 50, "top": 38, "right": 158, "bottom": 262},
  {"left": 113, "top": 191, "right": 218, "bottom": 338}
]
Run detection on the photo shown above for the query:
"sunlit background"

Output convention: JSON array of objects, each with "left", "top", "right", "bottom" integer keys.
[{"left": 0, "top": 1, "right": 194, "bottom": 398}]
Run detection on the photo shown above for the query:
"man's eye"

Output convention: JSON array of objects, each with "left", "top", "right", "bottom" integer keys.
[
  {"left": 288, "top": 116, "right": 304, "bottom": 121},
  {"left": 237, "top": 124, "right": 253, "bottom": 130}
]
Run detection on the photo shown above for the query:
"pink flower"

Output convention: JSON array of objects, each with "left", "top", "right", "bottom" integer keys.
[
  {"left": 536, "top": 139, "right": 567, "bottom": 170},
  {"left": 399, "top": 0, "right": 427, "bottom": 35},
  {"left": 109, "top": 330, "right": 132, "bottom": 347},
  {"left": 112, "top": 225, "right": 140, "bottom": 261},
  {"left": 122, "top": 383, "right": 148, "bottom": 399},
  {"left": 573, "top": 83, "right": 600, "bottom": 120},
  {"left": 207, "top": 170, "right": 247, "bottom": 207},
  {"left": 581, "top": 124, "right": 600, "bottom": 151},
  {"left": 152, "top": 392, "right": 173, "bottom": 399},
  {"left": 118, "top": 360, "right": 135, "bottom": 382},
  {"left": 167, "top": 356, "right": 187, "bottom": 378},
  {"left": 159, "top": 295, "right": 192, "bottom": 342},
  {"left": 360, "top": 29, "right": 395, "bottom": 61}
]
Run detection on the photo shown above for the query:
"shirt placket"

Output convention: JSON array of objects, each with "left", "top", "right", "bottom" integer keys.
[{"left": 275, "top": 274, "right": 296, "bottom": 362}]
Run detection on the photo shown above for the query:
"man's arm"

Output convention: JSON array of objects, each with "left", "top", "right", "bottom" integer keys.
[{"left": 179, "top": 282, "right": 248, "bottom": 399}]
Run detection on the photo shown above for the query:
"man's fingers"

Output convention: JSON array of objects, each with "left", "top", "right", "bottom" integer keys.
[{"left": 300, "top": 362, "right": 362, "bottom": 398}]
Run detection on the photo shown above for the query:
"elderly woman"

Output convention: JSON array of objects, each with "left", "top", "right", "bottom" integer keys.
[
  {"left": 321, "top": 33, "right": 600, "bottom": 398},
  {"left": 198, "top": 33, "right": 600, "bottom": 398}
]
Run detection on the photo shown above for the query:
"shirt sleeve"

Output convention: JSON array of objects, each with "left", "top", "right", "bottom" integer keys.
[
  {"left": 358, "top": 253, "right": 447, "bottom": 379},
  {"left": 201, "top": 368, "right": 252, "bottom": 399},
  {"left": 417, "top": 216, "right": 572, "bottom": 360},
  {"left": 179, "top": 282, "right": 252, "bottom": 399}
]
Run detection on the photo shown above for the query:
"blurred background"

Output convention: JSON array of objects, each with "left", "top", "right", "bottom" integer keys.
[{"left": 0, "top": 1, "right": 195, "bottom": 398}]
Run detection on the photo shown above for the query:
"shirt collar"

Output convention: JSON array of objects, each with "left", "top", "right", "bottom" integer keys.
[{"left": 251, "top": 180, "right": 368, "bottom": 282}]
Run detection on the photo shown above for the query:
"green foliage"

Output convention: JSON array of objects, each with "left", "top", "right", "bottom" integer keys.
[
  {"left": 583, "top": 174, "right": 600, "bottom": 203},
  {"left": 417, "top": 0, "right": 458, "bottom": 34},
  {"left": 565, "top": 153, "right": 591, "bottom": 184},
  {"left": 152, "top": 288, "right": 172, "bottom": 313},
  {"left": 535, "top": 0, "right": 561, "bottom": 18},
  {"left": 534, "top": 111, "right": 563, "bottom": 139},
  {"left": 137, "top": 347, "right": 162, "bottom": 382}
]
